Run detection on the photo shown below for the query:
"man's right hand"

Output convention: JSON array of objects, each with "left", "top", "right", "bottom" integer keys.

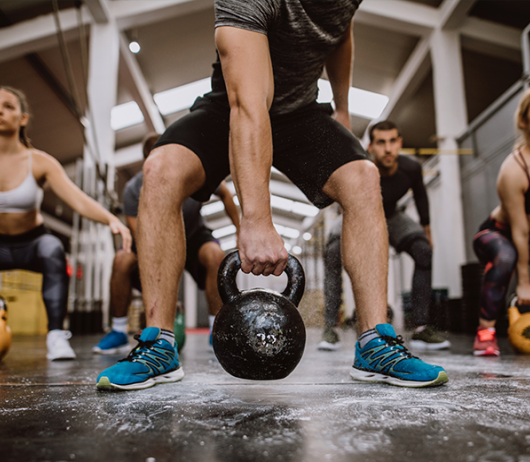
[{"left": 238, "top": 218, "right": 288, "bottom": 277}]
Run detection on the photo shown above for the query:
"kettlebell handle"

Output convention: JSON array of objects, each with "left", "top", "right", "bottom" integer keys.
[
  {"left": 510, "top": 295, "right": 518, "bottom": 307},
  {"left": 217, "top": 250, "right": 305, "bottom": 307}
]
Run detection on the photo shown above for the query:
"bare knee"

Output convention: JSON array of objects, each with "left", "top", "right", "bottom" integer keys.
[
  {"left": 142, "top": 145, "right": 205, "bottom": 200},
  {"left": 324, "top": 160, "right": 381, "bottom": 206},
  {"left": 198, "top": 242, "right": 225, "bottom": 271},
  {"left": 113, "top": 249, "right": 137, "bottom": 275}
]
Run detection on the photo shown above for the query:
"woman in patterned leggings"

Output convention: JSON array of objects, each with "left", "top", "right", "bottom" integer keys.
[{"left": 472, "top": 88, "right": 530, "bottom": 356}]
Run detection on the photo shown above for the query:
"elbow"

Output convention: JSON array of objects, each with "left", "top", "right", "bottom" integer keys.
[{"left": 228, "top": 95, "right": 269, "bottom": 119}]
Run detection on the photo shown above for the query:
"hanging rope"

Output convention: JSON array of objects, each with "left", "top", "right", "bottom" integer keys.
[{"left": 51, "top": 0, "right": 118, "bottom": 210}]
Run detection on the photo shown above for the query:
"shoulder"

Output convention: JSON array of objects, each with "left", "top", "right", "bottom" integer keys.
[
  {"left": 31, "top": 149, "right": 62, "bottom": 178},
  {"left": 32, "top": 149, "right": 60, "bottom": 166},
  {"left": 215, "top": 0, "right": 276, "bottom": 34},
  {"left": 498, "top": 152, "right": 528, "bottom": 190}
]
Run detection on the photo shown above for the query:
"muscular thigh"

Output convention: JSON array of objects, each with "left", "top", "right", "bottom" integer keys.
[
  {"left": 154, "top": 100, "right": 231, "bottom": 203},
  {"left": 271, "top": 103, "right": 367, "bottom": 209}
]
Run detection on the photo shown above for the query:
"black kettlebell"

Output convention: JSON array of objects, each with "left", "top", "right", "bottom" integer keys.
[{"left": 212, "top": 250, "right": 306, "bottom": 380}]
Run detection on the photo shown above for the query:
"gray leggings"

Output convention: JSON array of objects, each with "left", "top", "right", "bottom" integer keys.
[
  {"left": 323, "top": 212, "right": 432, "bottom": 328},
  {"left": 0, "top": 225, "right": 68, "bottom": 331}
]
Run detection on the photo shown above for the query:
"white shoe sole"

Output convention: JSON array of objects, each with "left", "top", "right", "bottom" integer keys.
[
  {"left": 46, "top": 353, "right": 76, "bottom": 361},
  {"left": 317, "top": 341, "right": 341, "bottom": 351},
  {"left": 92, "top": 343, "right": 131, "bottom": 355},
  {"left": 350, "top": 366, "right": 448, "bottom": 388},
  {"left": 409, "top": 339, "right": 451, "bottom": 351},
  {"left": 47, "top": 350, "right": 76, "bottom": 361},
  {"left": 97, "top": 367, "right": 185, "bottom": 390},
  {"left": 473, "top": 349, "right": 500, "bottom": 356}
]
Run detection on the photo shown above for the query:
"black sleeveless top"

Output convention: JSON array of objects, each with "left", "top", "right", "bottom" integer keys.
[{"left": 512, "top": 149, "right": 530, "bottom": 214}]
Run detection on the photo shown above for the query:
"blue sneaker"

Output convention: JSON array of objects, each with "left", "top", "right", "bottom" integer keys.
[
  {"left": 92, "top": 330, "right": 130, "bottom": 355},
  {"left": 351, "top": 324, "right": 448, "bottom": 388},
  {"left": 96, "top": 327, "right": 184, "bottom": 390}
]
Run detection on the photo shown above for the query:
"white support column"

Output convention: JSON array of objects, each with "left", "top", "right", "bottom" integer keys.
[
  {"left": 86, "top": 19, "right": 120, "bottom": 190},
  {"left": 430, "top": 29, "right": 468, "bottom": 298},
  {"left": 82, "top": 18, "right": 120, "bottom": 310}
]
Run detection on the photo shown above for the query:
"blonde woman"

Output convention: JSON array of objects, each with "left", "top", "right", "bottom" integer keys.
[
  {"left": 472, "top": 88, "right": 530, "bottom": 356},
  {"left": 0, "top": 86, "right": 131, "bottom": 360}
]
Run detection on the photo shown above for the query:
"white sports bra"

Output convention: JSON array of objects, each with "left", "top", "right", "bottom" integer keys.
[{"left": 0, "top": 151, "right": 43, "bottom": 213}]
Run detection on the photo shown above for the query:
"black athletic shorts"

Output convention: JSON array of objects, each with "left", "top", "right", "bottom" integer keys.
[
  {"left": 154, "top": 97, "right": 368, "bottom": 209},
  {"left": 130, "top": 226, "right": 218, "bottom": 292}
]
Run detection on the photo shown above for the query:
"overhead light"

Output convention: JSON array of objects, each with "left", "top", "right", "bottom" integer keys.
[
  {"left": 317, "top": 79, "right": 388, "bottom": 120},
  {"left": 200, "top": 201, "right": 225, "bottom": 217},
  {"left": 204, "top": 193, "right": 317, "bottom": 218},
  {"left": 111, "top": 101, "right": 144, "bottom": 131},
  {"left": 212, "top": 224, "right": 237, "bottom": 239},
  {"left": 210, "top": 222, "right": 299, "bottom": 241},
  {"left": 129, "top": 41, "right": 140, "bottom": 53},
  {"left": 291, "top": 202, "right": 318, "bottom": 217},
  {"left": 271, "top": 195, "right": 293, "bottom": 212},
  {"left": 111, "top": 77, "right": 388, "bottom": 132},
  {"left": 292, "top": 245, "right": 302, "bottom": 255},
  {"left": 154, "top": 78, "right": 212, "bottom": 116},
  {"left": 221, "top": 239, "right": 237, "bottom": 251},
  {"left": 274, "top": 224, "right": 300, "bottom": 239},
  {"left": 303, "top": 232, "right": 312, "bottom": 241},
  {"left": 270, "top": 195, "right": 319, "bottom": 217}
]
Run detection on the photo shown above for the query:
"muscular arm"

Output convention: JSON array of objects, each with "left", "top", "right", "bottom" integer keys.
[
  {"left": 216, "top": 26, "right": 287, "bottom": 276},
  {"left": 324, "top": 20, "right": 353, "bottom": 130},
  {"left": 216, "top": 181, "right": 240, "bottom": 233},
  {"left": 498, "top": 160, "right": 530, "bottom": 302},
  {"left": 36, "top": 151, "right": 132, "bottom": 251},
  {"left": 126, "top": 216, "right": 137, "bottom": 240}
]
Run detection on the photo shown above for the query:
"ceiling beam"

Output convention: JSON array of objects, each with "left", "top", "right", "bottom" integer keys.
[
  {"left": 0, "top": 0, "right": 212, "bottom": 64},
  {"left": 118, "top": 33, "right": 166, "bottom": 134},
  {"left": 459, "top": 17, "right": 521, "bottom": 51},
  {"left": 110, "top": 0, "right": 213, "bottom": 30},
  {"left": 0, "top": 6, "right": 90, "bottom": 64},
  {"left": 440, "top": 0, "right": 477, "bottom": 30},
  {"left": 355, "top": 0, "right": 438, "bottom": 37},
  {"left": 362, "top": 38, "right": 431, "bottom": 144},
  {"left": 379, "top": 38, "right": 431, "bottom": 123},
  {"left": 85, "top": 0, "right": 111, "bottom": 24}
]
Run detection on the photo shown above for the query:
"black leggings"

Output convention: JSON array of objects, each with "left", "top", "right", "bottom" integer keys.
[
  {"left": 0, "top": 225, "right": 69, "bottom": 331},
  {"left": 473, "top": 218, "right": 517, "bottom": 322}
]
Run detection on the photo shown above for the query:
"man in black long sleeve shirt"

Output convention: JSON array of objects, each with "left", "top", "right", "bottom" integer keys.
[{"left": 318, "top": 121, "right": 450, "bottom": 351}]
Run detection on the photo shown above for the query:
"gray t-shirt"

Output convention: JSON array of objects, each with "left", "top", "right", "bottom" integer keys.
[
  {"left": 208, "top": 0, "right": 361, "bottom": 115},
  {"left": 123, "top": 172, "right": 219, "bottom": 240}
]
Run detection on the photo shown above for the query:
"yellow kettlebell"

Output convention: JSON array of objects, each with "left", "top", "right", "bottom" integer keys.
[
  {"left": 0, "top": 295, "right": 12, "bottom": 360},
  {"left": 508, "top": 296, "right": 530, "bottom": 354}
]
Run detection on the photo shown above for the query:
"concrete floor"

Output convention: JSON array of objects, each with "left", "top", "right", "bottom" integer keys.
[{"left": 1, "top": 328, "right": 530, "bottom": 462}]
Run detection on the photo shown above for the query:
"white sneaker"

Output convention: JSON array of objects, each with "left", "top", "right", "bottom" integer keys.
[{"left": 47, "top": 330, "right": 76, "bottom": 360}]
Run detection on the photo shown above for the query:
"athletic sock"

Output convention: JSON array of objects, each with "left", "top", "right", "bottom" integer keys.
[
  {"left": 209, "top": 315, "right": 216, "bottom": 333},
  {"left": 112, "top": 316, "right": 128, "bottom": 334},
  {"left": 159, "top": 329, "right": 175, "bottom": 347},
  {"left": 415, "top": 325, "right": 426, "bottom": 333},
  {"left": 359, "top": 329, "right": 379, "bottom": 348}
]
